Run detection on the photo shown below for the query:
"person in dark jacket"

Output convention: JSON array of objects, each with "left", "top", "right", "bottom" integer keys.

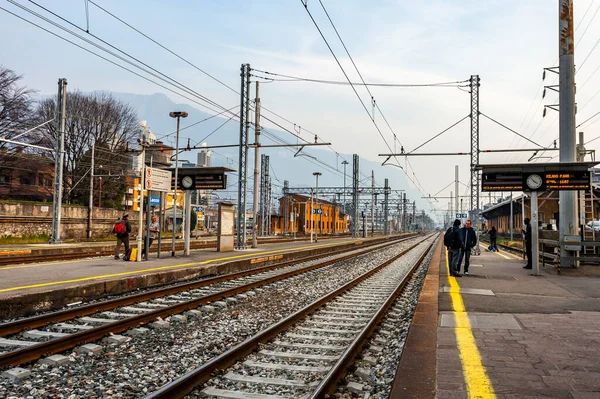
[
  {"left": 114, "top": 214, "right": 132, "bottom": 259},
  {"left": 448, "top": 219, "right": 463, "bottom": 277},
  {"left": 457, "top": 220, "right": 477, "bottom": 275},
  {"left": 489, "top": 226, "right": 498, "bottom": 252},
  {"left": 523, "top": 217, "right": 532, "bottom": 269}
]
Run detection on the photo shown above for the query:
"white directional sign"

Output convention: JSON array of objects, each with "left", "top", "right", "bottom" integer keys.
[{"left": 145, "top": 167, "right": 172, "bottom": 192}]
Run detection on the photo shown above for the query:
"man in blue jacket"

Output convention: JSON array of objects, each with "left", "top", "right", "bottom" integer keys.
[{"left": 457, "top": 219, "right": 477, "bottom": 275}]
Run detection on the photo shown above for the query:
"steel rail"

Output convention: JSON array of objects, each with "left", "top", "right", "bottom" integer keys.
[
  {"left": 0, "top": 235, "right": 406, "bottom": 337},
  {"left": 309, "top": 238, "right": 435, "bottom": 398},
  {"left": 0, "top": 235, "right": 414, "bottom": 367},
  {"left": 145, "top": 236, "right": 432, "bottom": 399}
]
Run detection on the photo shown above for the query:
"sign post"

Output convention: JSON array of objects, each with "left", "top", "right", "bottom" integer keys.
[{"left": 530, "top": 191, "right": 540, "bottom": 276}]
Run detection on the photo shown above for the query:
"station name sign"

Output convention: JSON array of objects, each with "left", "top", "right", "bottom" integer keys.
[{"left": 479, "top": 162, "right": 596, "bottom": 192}]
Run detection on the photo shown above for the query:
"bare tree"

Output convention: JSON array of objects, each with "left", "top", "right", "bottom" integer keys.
[
  {"left": 0, "top": 65, "right": 37, "bottom": 152},
  {"left": 37, "top": 92, "right": 140, "bottom": 206}
]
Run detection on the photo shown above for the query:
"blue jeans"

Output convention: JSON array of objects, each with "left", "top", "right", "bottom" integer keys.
[
  {"left": 449, "top": 248, "right": 461, "bottom": 274},
  {"left": 457, "top": 248, "right": 471, "bottom": 273}
]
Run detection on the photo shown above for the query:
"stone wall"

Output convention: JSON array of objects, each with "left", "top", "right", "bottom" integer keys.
[{"left": 0, "top": 202, "right": 124, "bottom": 239}]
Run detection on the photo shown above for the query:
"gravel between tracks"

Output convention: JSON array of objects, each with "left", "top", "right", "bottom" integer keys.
[
  {"left": 0, "top": 236, "right": 424, "bottom": 399},
  {"left": 189, "top": 238, "right": 434, "bottom": 399}
]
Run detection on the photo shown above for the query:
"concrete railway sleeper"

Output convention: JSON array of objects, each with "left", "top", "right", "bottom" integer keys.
[
  {"left": 0, "top": 235, "right": 415, "bottom": 369},
  {"left": 145, "top": 234, "right": 436, "bottom": 399}
]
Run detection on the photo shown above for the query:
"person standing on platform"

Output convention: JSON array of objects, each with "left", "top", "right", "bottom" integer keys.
[
  {"left": 489, "top": 226, "right": 498, "bottom": 252},
  {"left": 444, "top": 219, "right": 463, "bottom": 277},
  {"left": 523, "top": 217, "right": 532, "bottom": 269},
  {"left": 143, "top": 215, "right": 159, "bottom": 260},
  {"left": 457, "top": 220, "right": 477, "bottom": 275},
  {"left": 114, "top": 213, "right": 131, "bottom": 260}
]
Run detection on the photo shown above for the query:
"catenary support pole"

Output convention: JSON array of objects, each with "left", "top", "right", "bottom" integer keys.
[
  {"left": 455, "top": 165, "right": 459, "bottom": 216},
  {"left": 352, "top": 154, "right": 359, "bottom": 238},
  {"left": 236, "top": 63, "right": 250, "bottom": 249},
  {"left": 559, "top": 0, "right": 578, "bottom": 267},
  {"left": 87, "top": 139, "right": 94, "bottom": 239},
  {"left": 136, "top": 123, "right": 147, "bottom": 262},
  {"left": 50, "top": 78, "right": 67, "bottom": 244},
  {"left": 384, "top": 178, "right": 389, "bottom": 235},
  {"left": 252, "top": 81, "right": 261, "bottom": 248},
  {"left": 371, "top": 170, "right": 375, "bottom": 237},
  {"left": 470, "top": 75, "right": 481, "bottom": 226}
]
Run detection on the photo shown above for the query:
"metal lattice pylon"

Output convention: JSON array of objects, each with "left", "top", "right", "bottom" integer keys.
[
  {"left": 470, "top": 75, "right": 480, "bottom": 225},
  {"left": 236, "top": 63, "right": 250, "bottom": 249}
]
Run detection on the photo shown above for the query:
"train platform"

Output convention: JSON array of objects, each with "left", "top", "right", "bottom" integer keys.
[
  {"left": 0, "top": 235, "right": 384, "bottom": 318},
  {"left": 393, "top": 237, "right": 600, "bottom": 399}
]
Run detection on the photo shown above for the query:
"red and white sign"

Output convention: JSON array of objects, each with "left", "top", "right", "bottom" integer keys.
[{"left": 145, "top": 167, "right": 172, "bottom": 192}]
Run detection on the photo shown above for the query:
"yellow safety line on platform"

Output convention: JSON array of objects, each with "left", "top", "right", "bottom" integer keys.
[
  {"left": 446, "top": 250, "right": 496, "bottom": 399},
  {"left": 0, "top": 241, "right": 349, "bottom": 293}
]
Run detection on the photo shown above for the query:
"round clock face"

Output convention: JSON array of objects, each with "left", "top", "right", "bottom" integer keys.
[
  {"left": 181, "top": 176, "right": 193, "bottom": 189},
  {"left": 526, "top": 174, "right": 543, "bottom": 190}
]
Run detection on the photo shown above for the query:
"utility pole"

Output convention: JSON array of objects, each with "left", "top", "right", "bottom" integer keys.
[
  {"left": 50, "top": 78, "right": 67, "bottom": 244},
  {"left": 87, "top": 139, "right": 95, "bottom": 239},
  {"left": 371, "top": 170, "right": 375, "bottom": 237},
  {"left": 236, "top": 63, "right": 251, "bottom": 249},
  {"left": 252, "top": 81, "right": 261, "bottom": 248},
  {"left": 342, "top": 160, "right": 349, "bottom": 214},
  {"left": 259, "top": 154, "right": 266, "bottom": 236},
  {"left": 559, "top": 0, "right": 577, "bottom": 267},
  {"left": 310, "top": 187, "right": 314, "bottom": 243},
  {"left": 313, "top": 172, "right": 322, "bottom": 242},
  {"left": 352, "top": 154, "right": 359, "bottom": 238}
]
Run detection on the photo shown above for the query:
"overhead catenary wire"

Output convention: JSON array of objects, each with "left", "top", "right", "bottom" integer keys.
[{"left": 251, "top": 70, "right": 468, "bottom": 88}]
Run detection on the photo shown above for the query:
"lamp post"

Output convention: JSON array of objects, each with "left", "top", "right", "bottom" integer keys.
[
  {"left": 313, "top": 172, "right": 322, "bottom": 242},
  {"left": 169, "top": 111, "right": 188, "bottom": 257},
  {"left": 341, "top": 160, "right": 348, "bottom": 214},
  {"left": 136, "top": 121, "right": 148, "bottom": 262}
]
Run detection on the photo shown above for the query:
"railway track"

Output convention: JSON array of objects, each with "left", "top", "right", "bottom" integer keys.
[
  {"left": 146, "top": 234, "right": 436, "bottom": 399},
  {"left": 0, "top": 235, "right": 351, "bottom": 267},
  {"left": 0, "top": 234, "right": 413, "bottom": 369}
]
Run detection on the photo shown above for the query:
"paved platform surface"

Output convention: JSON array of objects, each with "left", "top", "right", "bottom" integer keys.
[
  {"left": 0, "top": 236, "right": 366, "bottom": 299},
  {"left": 437, "top": 243, "right": 600, "bottom": 398},
  {"left": 393, "top": 238, "right": 600, "bottom": 399}
]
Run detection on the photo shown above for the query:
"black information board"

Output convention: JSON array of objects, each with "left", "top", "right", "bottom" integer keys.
[
  {"left": 482, "top": 172, "right": 523, "bottom": 192},
  {"left": 195, "top": 173, "right": 226, "bottom": 189},
  {"left": 544, "top": 171, "right": 590, "bottom": 190},
  {"left": 482, "top": 170, "right": 590, "bottom": 192}
]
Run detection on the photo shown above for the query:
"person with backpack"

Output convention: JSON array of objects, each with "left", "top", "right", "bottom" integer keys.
[
  {"left": 444, "top": 219, "right": 463, "bottom": 277},
  {"left": 457, "top": 220, "right": 477, "bottom": 275},
  {"left": 114, "top": 213, "right": 131, "bottom": 260},
  {"left": 489, "top": 226, "right": 498, "bottom": 252}
]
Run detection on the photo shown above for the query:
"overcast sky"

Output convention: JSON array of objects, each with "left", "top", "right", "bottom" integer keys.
[{"left": 2, "top": 0, "right": 599, "bottom": 218}]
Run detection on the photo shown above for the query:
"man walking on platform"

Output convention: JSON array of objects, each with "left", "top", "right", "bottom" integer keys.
[
  {"left": 114, "top": 213, "right": 131, "bottom": 260},
  {"left": 457, "top": 220, "right": 477, "bottom": 275},
  {"left": 523, "top": 217, "right": 532, "bottom": 269}
]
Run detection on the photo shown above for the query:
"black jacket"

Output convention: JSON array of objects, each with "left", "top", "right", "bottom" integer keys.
[
  {"left": 523, "top": 224, "right": 532, "bottom": 244},
  {"left": 489, "top": 229, "right": 497, "bottom": 240},
  {"left": 460, "top": 227, "right": 477, "bottom": 249},
  {"left": 449, "top": 226, "right": 462, "bottom": 250}
]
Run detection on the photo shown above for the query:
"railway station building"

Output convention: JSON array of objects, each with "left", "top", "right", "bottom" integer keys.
[{"left": 264, "top": 193, "right": 349, "bottom": 235}]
